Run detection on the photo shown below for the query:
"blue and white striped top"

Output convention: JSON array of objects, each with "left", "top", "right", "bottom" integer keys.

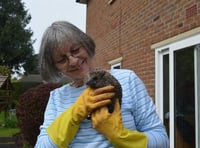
[{"left": 35, "top": 69, "right": 169, "bottom": 148}]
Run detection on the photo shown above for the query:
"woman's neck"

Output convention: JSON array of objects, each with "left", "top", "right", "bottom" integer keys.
[{"left": 70, "top": 79, "right": 84, "bottom": 88}]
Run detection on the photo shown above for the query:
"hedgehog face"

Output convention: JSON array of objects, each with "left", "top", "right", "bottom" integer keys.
[{"left": 85, "top": 69, "right": 106, "bottom": 88}]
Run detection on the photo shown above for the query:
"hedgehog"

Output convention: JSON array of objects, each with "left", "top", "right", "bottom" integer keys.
[{"left": 85, "top": 68, "right": 122, "bottom": 114}]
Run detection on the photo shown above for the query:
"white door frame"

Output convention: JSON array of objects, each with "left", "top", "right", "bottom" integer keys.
[{"left": 155, "top": 33, "right": 200, "bottom": 148}]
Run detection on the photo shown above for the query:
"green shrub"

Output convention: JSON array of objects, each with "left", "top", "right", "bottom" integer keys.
[
  {"left": 16, "top": 83, "right": 61, "bottom": 146},
  {"left": 5, "top": 115, "right": 17, "bottom": 128},
  {"left": 0, "top": 66, "right": 11, "bottom": 76}
]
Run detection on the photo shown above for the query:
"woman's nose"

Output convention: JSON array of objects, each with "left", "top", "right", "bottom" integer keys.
[{"left": 68, "top": 55, "right": 78, "bottom": 66}]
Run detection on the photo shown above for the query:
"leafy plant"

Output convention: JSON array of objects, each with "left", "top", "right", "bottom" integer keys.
[
  {"left": 0, "top": 66, "right": 11, "bottom": 76},
  {"left": 5, "top": 113, "right": 18, "bottom": 128},
  {"left": 0, "top": 111, "right": 19, "bottom": 137},
  {"left": 16, "top": 83, "right": 61, "bottom": 146}
]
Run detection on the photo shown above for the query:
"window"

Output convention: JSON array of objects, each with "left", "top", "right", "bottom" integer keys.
[
  {"left": 154, "top": 32, "right": 200, "bottom": 148},
  {"left": 111, "top": 62, "right": 121, "bottom": 69},
  {"left": 108, "top": 57, "right": 122, "bottom": 69}
]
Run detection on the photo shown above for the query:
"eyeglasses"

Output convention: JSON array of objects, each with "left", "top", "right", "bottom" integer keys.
[{"left": 54, "top": 46, "right": 83, "bottom": 65}]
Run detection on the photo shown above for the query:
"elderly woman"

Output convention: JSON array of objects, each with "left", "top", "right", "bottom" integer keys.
[{"left": 35, "top": 21, "right": 169, "bottom": 148}]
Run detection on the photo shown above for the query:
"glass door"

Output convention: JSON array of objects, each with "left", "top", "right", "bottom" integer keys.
[
  {"left": 174, "top": 46, "right": 195, "bottom": 148},
  {"left": 155, "top": 34, "right": 200, "bottom": 148}
]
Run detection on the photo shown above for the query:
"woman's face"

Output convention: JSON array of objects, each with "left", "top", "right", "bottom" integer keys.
[{"left": 53, "top": 44, "right": 93, "bottom": 81}]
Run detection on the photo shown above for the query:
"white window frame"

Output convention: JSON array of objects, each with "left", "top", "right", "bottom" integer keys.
[
  {"left": 108, "top": 57, "right": 123, "bottom": 69},
  {"left": 111, "top": 62, "right": 121, "bottom": 69},
  {"left": 154, "top": 31, "right": 200, "bottom": 148}
]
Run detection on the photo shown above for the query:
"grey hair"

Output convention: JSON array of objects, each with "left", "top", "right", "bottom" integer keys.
[{"left": 39, "top": 21, "right": 96, "bottom": 83}]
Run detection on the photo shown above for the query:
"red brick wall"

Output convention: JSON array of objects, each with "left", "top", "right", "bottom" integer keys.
[{"left": 86, "top": 0, "right": 200, "bottom": 99}]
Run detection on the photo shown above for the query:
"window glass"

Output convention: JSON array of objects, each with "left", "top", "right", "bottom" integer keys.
[
  {"left": 174, "top": 46, "right": 195, "bottom": 148},
  {"left": 163, "top": 54, "right": 169, "bottom": 136},
  {"left": 111, "top": 63, "right": 121, "bottom": 69}
]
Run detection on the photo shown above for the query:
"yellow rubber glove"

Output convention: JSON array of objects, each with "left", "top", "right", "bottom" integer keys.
[
  {"left": 91, "top": 99, "right": 148, "bottom": 148},
  {"left": 47, "top": 86, "right": 114, "bottom": 148}
]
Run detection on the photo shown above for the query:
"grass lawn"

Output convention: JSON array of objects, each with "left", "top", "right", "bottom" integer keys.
[{"left": 0, "top": 127, "right": 20, "bottom": 137}]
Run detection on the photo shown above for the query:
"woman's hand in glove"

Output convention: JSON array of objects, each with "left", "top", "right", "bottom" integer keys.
[
  {"left": 91, "top": 99, "right": 148, "bottom": 148},
  {"left": 72, "top": 85, "right": 115, "bottom": 123}
]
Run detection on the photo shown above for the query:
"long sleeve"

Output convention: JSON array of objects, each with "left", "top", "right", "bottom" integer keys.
[
  {"left": 127, "top": 70, "right": 169, "bottom": 148},
  {"left": 35, "top": 90, "right": 59, "bottom": 148}
]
